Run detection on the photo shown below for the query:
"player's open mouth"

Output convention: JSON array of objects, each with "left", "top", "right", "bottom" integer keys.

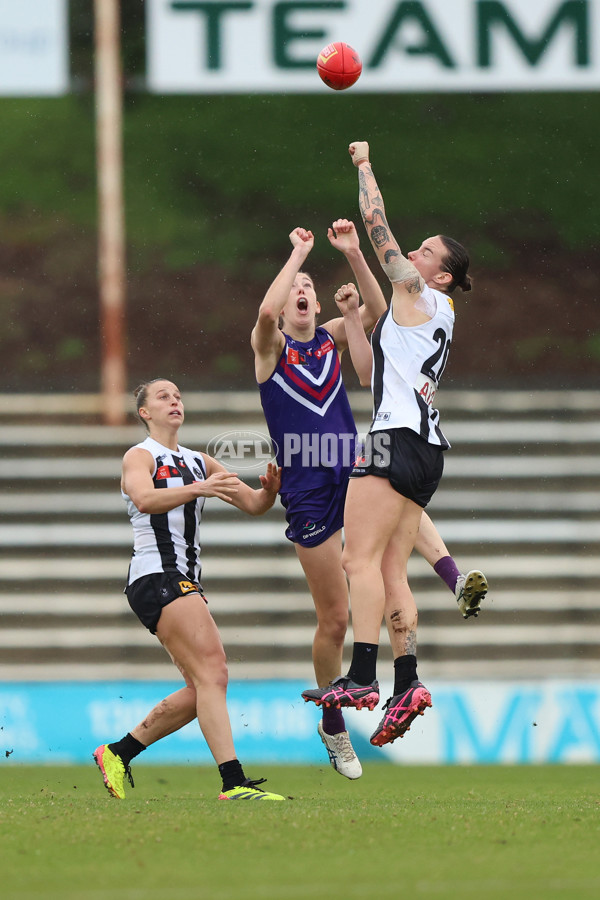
[{"left": 297, "top": 298, "right": 308, "bottom": 311}]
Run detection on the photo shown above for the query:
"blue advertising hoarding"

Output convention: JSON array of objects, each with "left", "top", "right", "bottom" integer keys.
[{"left": 1, "top": 680, "right": 599, "bottom": 766}]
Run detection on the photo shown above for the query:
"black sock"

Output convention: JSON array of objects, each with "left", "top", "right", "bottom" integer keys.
[
  {"left": 393, "top": 655, "right": 418, "bottom": 695},
  {"left": 218, "top": 759, "right": 246, "bottom": 792},
  {"left": 108, "top": 733, "right": 146, "bottom": 767},
  {"left": 347, "top": 642, "right": 379, "bottom": 686}
]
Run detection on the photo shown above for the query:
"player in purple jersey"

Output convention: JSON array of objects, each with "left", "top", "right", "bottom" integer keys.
[
  {"left": 93, "top": 379, "right": 286, "bottom": 801},
  {"left": 254, "top": 221, "right": 487, "bottom": 775},
  {"left": 253, "top": 220, "right": 384, "bottom": 779},
  {"left": 302, "top": 141, "right": 483, "bottom": 748}
]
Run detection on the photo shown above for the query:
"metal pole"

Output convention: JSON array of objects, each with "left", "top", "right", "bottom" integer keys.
[{"left": 95, "top": 0, "right": 127, "bottom": 425}]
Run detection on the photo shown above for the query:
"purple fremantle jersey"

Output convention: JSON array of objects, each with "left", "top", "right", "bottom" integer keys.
[{"left": 259, "top": 327, "right": 357, "bottom": 493}]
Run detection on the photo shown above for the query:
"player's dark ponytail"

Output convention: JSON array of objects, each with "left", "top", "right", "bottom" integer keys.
[{"left": 439, "top": 235, "right": 471, "bottom": 294}]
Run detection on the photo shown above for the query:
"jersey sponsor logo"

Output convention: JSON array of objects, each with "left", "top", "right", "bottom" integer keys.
[
  {"left": 314, "top": 339, "right": 334, "bottom": 358},
  {"left": 302, "top": 524, "right": 326, "bottom": 540},
  {"left": 415, "top": 373, "right": 437, "bottom": 407},
  {"left": 178, "top": 580, "right": 198, "bottom": 594},
  {"left": 375, "top": 411, "right": 390, "bottom": 421},
  {"left": 156, "top": 465, "right": 180, "bottom": 479},
  {"left": 287, "top": 347, "right": 307, "bottom": 365}
]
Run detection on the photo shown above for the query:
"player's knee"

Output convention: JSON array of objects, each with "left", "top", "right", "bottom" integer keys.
[
  {"left": 318, "top": 609, "right": 348, "bottom": 645},
  {"left": 189, "top": 646, "right": 229, "bottom": 692},
  {"left": 342, "top": 546, "right": 365, "bottom": 579}
]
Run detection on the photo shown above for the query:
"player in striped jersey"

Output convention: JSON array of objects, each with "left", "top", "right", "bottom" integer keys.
[
  {"left": 302, "top": 141, "right": 481, "bottom": 747},
  {"left": 93, "top": 379, "right": 286, "bottom": 801},
  {"left": 255, "top": 221, "right": 486, "bottom": 775}
]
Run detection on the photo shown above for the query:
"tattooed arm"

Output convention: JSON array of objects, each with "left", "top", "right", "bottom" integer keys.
[{"left": 349, "top": 141, "right": 424, "bottom": 297}]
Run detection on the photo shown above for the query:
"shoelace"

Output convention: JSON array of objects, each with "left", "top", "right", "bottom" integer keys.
[
  {"left": 124, "top": 763, "right": 135, "bottom": 789},
  {"left": 334, "top": 732, "right": 357, "bottom": 763},
  {"left": 241, "top": 777, "right": 267, "bottom": 791}
]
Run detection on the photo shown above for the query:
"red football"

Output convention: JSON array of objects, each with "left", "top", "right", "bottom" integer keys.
[{"left": 317, "top": 42, "right": 362, "bottom": 91}]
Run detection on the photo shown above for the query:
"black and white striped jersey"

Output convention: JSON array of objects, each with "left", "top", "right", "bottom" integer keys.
[
  {"left": 370, "top": 284, "right": 454, "bottom": 449},
  {"left": 123, "top": 436, "right": 207, "bottom": 586}
]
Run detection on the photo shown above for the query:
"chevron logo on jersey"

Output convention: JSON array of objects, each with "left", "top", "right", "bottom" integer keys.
[{"left": 273, "top": 335, "right": 343, "bottom": 418}]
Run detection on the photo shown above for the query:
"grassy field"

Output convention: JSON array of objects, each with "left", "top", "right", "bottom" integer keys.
[{"left": 1, "top": 763, "right": 598, "bottom": 900}]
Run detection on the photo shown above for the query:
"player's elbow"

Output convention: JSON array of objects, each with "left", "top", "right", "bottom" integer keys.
[
  {"left": 134, "top": 495, "right": 154, "bottom": 514},
  {"left": 257, "top": 302, "right": 280, "bottom": 326}
]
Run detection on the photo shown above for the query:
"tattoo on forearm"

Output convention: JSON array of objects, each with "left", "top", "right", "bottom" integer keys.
[
  {"left": 384, "top": 249, "right": 399, "bottom": 264},
  {"left": 371, "top": 225, "right": 390, "bottom": 248},
  {"left": 358, "top": 169, "right": 371, "bottom": 212}
]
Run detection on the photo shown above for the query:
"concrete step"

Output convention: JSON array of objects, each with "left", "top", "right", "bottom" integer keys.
[
  {"left": 1, "top": 622, "right": 598, "bottom": 651},
  {"left": 0, "top": 518, "right": 598, "bottom": 548},
  {"left": 0, "top": 553, "right": 597, "bottom": 582},
  {"left": 3, "top": 455, "right": 600, "bottom": 479},
  {"left": 2, "top": 390, "right": 599, "bottom": 418},
  {"left": 2, "top": 419, "right": 600, "bottom": 447},
  {"left": 1, "top": 590, "right": 598, "bottom": 616},
  {"left": 1, "top": 656, "right": 598, "bottom": 683},
  {"left": 2, "top": 490, "right": 600, "bottom": 515}
]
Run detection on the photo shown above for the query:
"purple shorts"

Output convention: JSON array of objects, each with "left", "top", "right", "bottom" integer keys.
[{"left": 280, "top": 481, "right": 348, "bottom": 548}]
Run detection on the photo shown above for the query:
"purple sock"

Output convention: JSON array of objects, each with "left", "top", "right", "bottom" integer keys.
[
  {"left": 322, "top": 705, "right": 346, "bottom": 736},
  {"left": 433, "top": 555, "right": 461, "bottom": 593}
]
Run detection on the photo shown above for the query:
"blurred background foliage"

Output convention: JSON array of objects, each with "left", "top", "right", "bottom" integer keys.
[{"left": 0, "top": 1, "right": 598, "bottom": 391}]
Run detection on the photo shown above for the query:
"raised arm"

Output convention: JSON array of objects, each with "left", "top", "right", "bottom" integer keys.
[
  {"left": 251, "top": 228, "right": 314, "bottom": 382},
  {"left": 349, "top": 141, "right": 424, "bottom": 299},
  {"left": 333, "top": 282, "right": 373, "bottom": 387},
  {"left": 324, "top": 219, "right": 387, "bottom": 346}
]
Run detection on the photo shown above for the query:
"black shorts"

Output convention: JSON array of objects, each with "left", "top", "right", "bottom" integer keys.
[
  {"left": 350, "top": 427, "right": 444, "bottom": 508},
  {"left": 125, "top": 572, "right": 207, "bottom": 634}
]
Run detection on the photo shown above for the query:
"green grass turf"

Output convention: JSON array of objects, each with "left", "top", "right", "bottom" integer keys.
[{"left": 1, "top": 764, "right": 598, "bottom": 900}]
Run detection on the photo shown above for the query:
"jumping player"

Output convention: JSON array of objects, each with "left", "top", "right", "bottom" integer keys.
[{"left": 254, "top": 220, "right": 487, "bottom": 773}]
